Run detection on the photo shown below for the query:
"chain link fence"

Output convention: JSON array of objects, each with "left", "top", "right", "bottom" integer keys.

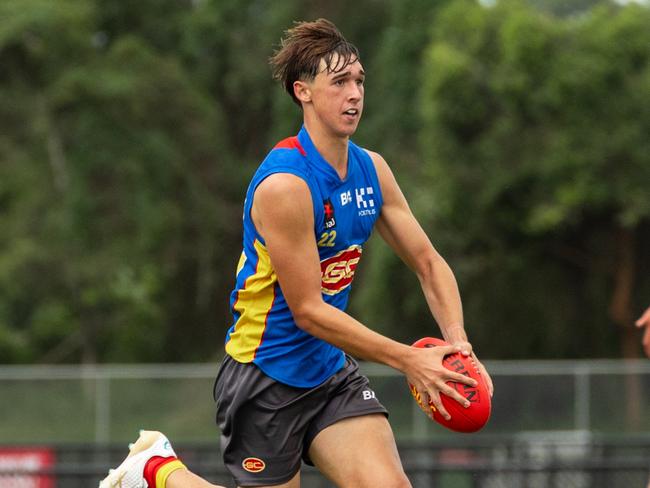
[
  {"left": 1, "top": 435, "right": 648, "bottom": 487},
  {"left": 1, "top": 360, "right": 649, "bottom": 486}
]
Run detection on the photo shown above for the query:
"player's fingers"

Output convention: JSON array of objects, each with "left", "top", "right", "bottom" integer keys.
[
  {"left": 419, "top": 391, "right": 435, "bottom": 419},
  {"left": 482, "top": 365, "right": 494, "bottom": 396},
  {"left": 452, "top": 340, "right": 472, "bottom": 356},
  {"left": 438, "top": 345, "right": 462, "bottom": 356},
  {"left": 441, "top": 384, "right": 470, "bottom": 408},
  {"left": 486, "top": 373, "right": 494, "bottom": 397},
  {"left": 445, "top": 370, "right": 478, "bottom": 387},
  {"left": 473, "top": 355, "right": 494, "bottom": 396},
  {"left": 428, "top": 391, "right": 450, "bottom": 420}
]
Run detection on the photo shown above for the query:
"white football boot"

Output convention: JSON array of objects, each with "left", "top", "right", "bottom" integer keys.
[{"left": 99, "top": 430, "right": 177, "bottom": 488}]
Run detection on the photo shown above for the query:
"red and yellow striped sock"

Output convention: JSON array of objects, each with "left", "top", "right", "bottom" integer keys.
[{"left": 143, "top": 456, "right": 186, "bottom": 488}]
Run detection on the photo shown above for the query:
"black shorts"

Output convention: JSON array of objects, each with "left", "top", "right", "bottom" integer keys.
[{"left": 214, "top": 354, "right": 388, "bottom": 487}]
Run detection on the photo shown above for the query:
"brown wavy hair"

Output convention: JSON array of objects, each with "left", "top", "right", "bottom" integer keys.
[{"left": 270, "top": 19, "right": 360, "bottom": 106}]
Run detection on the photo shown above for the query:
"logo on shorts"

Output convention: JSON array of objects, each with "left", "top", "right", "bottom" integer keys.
[
  {"left": 362, "top": 389, "right": 376, "bottom": 400},
  {"left": 242, "top": 457, "right": 266, "bottom": 473}
]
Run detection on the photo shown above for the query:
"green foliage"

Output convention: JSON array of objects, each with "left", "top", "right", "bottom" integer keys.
[
  {"left": 415, "top": 0, "right": 650, "bottom": 357},
  {"left": 1, "top": 0, "right": 648, "bottom": 363},
  {"left": 1, "top": 0, "right": 231, "bottom": 362}
]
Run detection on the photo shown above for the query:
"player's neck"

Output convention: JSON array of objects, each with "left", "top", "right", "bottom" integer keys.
[{"left": 304, "top": 120, "right": 349, "bottom": 180}]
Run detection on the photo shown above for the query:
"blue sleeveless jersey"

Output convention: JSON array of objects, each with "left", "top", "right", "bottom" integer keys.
[{"left": 225, "top": 126, "right": 383, "bottom": 387}]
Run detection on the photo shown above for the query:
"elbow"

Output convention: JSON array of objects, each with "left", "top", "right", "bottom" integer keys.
[
  {"left": 291, "top": 301, "right": 321, "bottom": 334},
  {"left": 415, "top": 249, "right": 448, "bottom": 283}
]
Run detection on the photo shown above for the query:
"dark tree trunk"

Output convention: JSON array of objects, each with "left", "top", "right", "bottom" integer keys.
[{"left": 609, "top": 226, "right": 641, "bottom": 431}]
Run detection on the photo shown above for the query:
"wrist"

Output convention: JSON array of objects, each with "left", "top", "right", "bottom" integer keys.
[
  {"left": 444, "top": 324, "right": 467, "bottom": 343},
  {"left": 390, "top": 343, "right": 417, "bottom": 374}
]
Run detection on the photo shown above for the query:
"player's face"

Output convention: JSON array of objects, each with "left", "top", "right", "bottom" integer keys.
[{"left": 307, "top": 56, "right": 365, "bottom": 138}]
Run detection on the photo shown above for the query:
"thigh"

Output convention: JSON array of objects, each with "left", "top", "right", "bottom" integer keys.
[
  {"left": 308, "top": 414, "right": 411, "bottom": 488},
  {"left": 303, "top": 356, "right": 388, "bottom": 456},
  {"left": 215, "top": 357, "right": 318, "bottom": 486}
]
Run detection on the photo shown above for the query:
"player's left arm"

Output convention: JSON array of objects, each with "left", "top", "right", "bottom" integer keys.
[{"left": 369, "top": 150, "right": 494, "bottom": 395}]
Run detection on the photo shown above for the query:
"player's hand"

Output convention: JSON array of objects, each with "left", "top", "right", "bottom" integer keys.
[
  {"left": 447, "top": 330, "right": 493, "bottom": 397},
  {"left": 636, "top": 307, "right": 650, "bottom": 358},
  {"left": 404, "top": 344, "right": 478, "bottom": 421},
  {"left": 449, "top": 338, "right": 472, "bottom": 357},
  {"left": 447, "top": 337, "right": 494, "bottom": 398},
  {"left": 445, "top": 325, "right": 472, "bottom": 357},
  {"left": 472, "top": 353, "right": 494, "bottom": 397}
]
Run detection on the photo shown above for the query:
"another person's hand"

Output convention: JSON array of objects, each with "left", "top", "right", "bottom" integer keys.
[{"left": 636, "top": 307, "right": 650, "bottom": 358}]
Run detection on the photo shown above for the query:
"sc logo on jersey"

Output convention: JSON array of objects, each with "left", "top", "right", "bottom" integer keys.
[{"left": 320, "top": 245, "right": 363, "bottom": 295}]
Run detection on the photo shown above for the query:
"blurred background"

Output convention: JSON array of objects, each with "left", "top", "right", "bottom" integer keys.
[{"left": 1, "top": 0, "right": 649, "bottom": 486}]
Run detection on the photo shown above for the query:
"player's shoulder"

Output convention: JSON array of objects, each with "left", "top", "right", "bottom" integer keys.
[
  {"left": 356, "top": 145, "right": 386, "bottom": 164},
  {"left": 253, "top": 172, "right": 312, "bottom": 224},
  {"left": 265, "top": 136, "right": 307, "bottom": 164},
  {"left": 272, "top": 135, "right": 306, "bottom": 155},
  {"left": 256, "top": 171, "right": 309, "bottom": 196},
  {"left": 359, "top": 147, "right": 392, "bottom": 178},
  {"left": 255, "top": 137, "right": 307, "bottom": 174}
]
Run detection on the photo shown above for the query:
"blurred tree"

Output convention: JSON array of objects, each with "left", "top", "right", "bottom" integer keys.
[
  {"left": 416, "top": 0, "right": 650, "bottom": 359},
  {"left": 348, "top": 0, "right": 453, "bottom": 343},
  {"left": 0, "top": 0, "right": 97, "bottom": 362},
  {"left": 526, "top": 0, "right": 609, "bottom": 16},
  {"left": 0, "top": 0, "right": 395, "bottom": 363},
  {"left": 0, "top": 0, "right": 232, "bottom": 362},
  {"left": 1, "top": 0, "right": 649, "bottom": 365}
]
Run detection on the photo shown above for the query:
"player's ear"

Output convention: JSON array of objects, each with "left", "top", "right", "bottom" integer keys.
[{"left": 293, "top": 80, "right": 311, "bottom": 104}]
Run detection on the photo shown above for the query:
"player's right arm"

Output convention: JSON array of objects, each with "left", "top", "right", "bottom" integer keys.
[{"left": 251, "top": 173, "right": 476, "bottom": 419}]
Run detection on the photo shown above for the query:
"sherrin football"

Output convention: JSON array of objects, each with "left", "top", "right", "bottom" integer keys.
[{"left": 408, "top": 337, "right": 491, "bottom": 433}]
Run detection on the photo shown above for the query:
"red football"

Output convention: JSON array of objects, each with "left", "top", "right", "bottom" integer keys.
[{"left": 408, "top": 337, "right": 491, "bottom": 433}]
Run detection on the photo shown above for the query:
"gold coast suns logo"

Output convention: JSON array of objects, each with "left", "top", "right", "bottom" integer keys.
[
  {"left": 320, "top": 245, "right": 362, "bottom": 295},
  {"left": 242, "top": 457, "right": 266, "bottom": 473}
]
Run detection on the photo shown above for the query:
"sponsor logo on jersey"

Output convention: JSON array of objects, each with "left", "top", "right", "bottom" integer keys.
[
  {"left": 355, "top": 187, "right": 376, "bottom": 216},
  {"left": 340, "top": 190, "right": 352, "bottom": 206},
  {"left": 242, "top": 457, "right": 266, "bottom": 473},
  {"left": 320, "top": 245, "right": 362, "bottom": 295},
  {"left": 323, "top": 198, "right": 336, "bottom": 229}
]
